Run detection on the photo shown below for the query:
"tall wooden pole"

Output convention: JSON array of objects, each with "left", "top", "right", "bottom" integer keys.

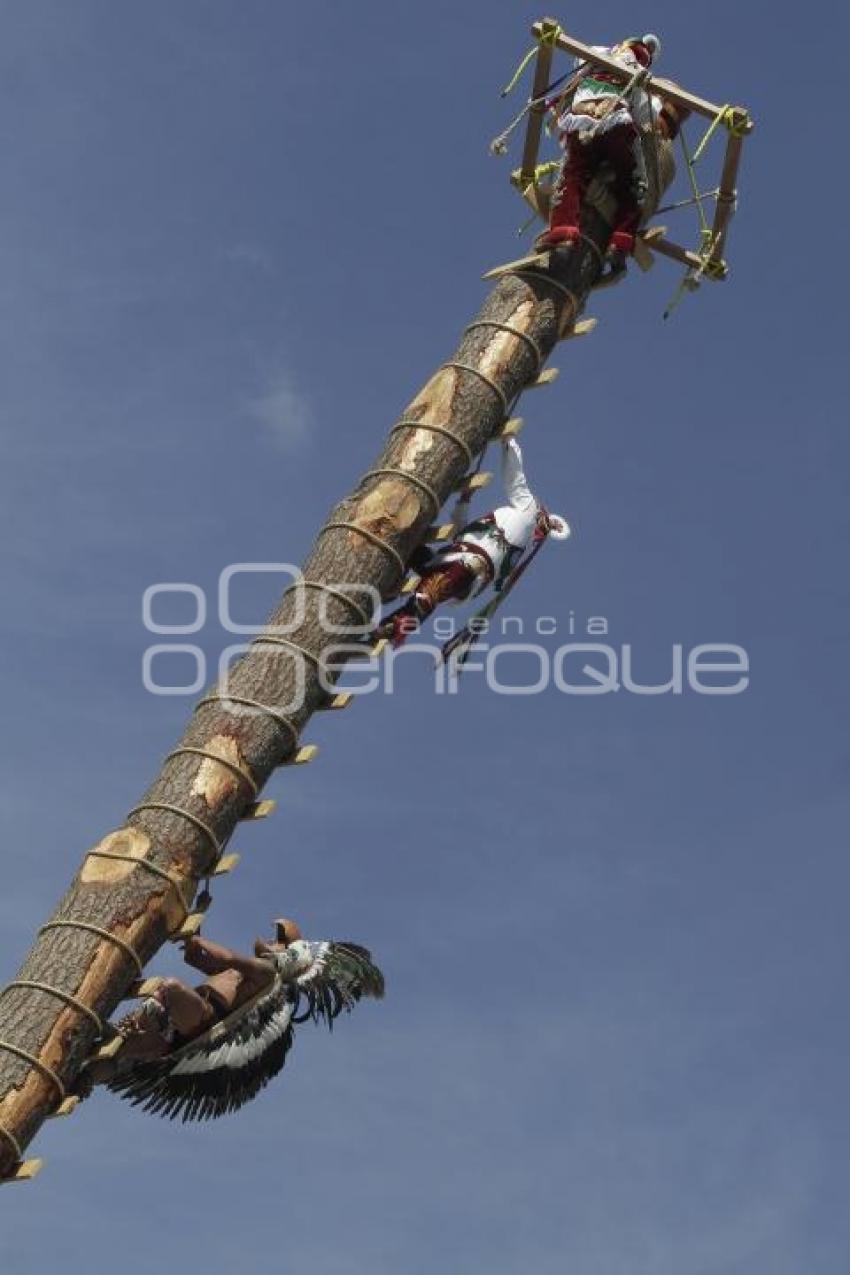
[{"left": 0, "top": 177, "right": 630, "bottom": 1174}]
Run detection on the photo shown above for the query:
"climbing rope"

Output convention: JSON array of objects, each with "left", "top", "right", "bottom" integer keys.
[
  {"left": 0, "top": 981, "right": 104, "bottom": 1035},
  {"left": 38, "top": 921, "right": 144, "bottom": 977},
  {"left": 127, "top": 802, "right": 223, "bottom": 863},
  {"left": 195, "top": 693, "right": 300, "bottom": 751},
  {"left": 389, "top": 420, "right": 474, "bottom": 471},
  {"left": 165, "top": 747, "right": 259, "bottom": 799},
  {"left": 84, "top": 849, "right": 195, "bottom": 921},
  {"left": 0, "top": 1041, "right": 66, "bottom": 1102}
]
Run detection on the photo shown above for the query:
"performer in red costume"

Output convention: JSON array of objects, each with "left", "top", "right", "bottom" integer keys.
[{"left": 537, "top": 34, "right": 688, "bottom": 271}]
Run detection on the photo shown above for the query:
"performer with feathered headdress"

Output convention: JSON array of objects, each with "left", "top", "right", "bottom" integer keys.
[{"left": 83, "top": 918, "right": 383, "bottom": 1122}]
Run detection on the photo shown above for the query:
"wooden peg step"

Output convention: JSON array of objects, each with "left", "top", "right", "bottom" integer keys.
[
  {"left": 426, "top": 523, "right": 456, "bottom": 542},
  {"left": 90, "top": 1035, "right": 124, "bottom": 1063},
  {"left": 49, "top": 1096, "right": 81, "bottom": 1119},
  {"left": 370, "top": 638, "right": 390, "bottom": 658},
  {"left": 213, "top": 853, "right": 241, "bottom": 876},
  {"left": 2, "top": 1159, "right": 43, "bottom": 1185},
  {"left": 400, "top": 574, "right": 420, "bottom": 595},
  {"left": 320, "top": 693, "right": 354, "bottom": 710},
  {"left": 482, "top": 249, "right": 549, "bottom": 280},
  {"left": 528, "top": 368, "right": 559, "bottom": 388},
  {"left": 241, "top": 799, "right": 277, "bottom": 821},
  {"left": 278, "top": 744, "right": 319, "bottom": 767},
  {"left": 126, "top": 976, "right": 165, "bottom": 1000},
  {"left": 455, "top": 472, "right": 492, "bottom": 495},
  {"left": 498, "top": 417, "right": 524, "bottom": 439},
  {"left": 175, "top": 913, "right": 205, "bottom": 939},
  {"left": 562, "top": 318, "right": 598, "bottom": 341},
  {"left": 175, "top": 891, "right": 211, "bottom": 941}
]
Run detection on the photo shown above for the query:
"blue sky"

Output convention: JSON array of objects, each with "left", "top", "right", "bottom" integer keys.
[{"left": 1, "top": 2, "right": 848, "bottom": 1272}]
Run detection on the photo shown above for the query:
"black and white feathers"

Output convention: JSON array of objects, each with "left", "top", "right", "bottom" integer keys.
[{"left": 107, "top": 940, "right": 384, "bottom": 1123}]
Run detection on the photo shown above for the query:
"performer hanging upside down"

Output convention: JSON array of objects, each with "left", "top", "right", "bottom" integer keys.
[
  {"left": 376, "top": 438, "right": 570, "bottom": 649},
  {"left": 83, "top": 918, "right": 384, "bottom": 1121},
  {"left": 536, "top": 34, "right": 688, "bottom": 271}
]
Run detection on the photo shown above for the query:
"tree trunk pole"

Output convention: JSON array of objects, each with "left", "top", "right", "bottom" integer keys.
[{"left": 0, "top": 231, "right": 608, "bottom": 1177}]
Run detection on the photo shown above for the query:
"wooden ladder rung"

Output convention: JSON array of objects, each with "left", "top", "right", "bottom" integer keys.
[
  {"left": 528, "top": 368, "right": 559, "bottom": 388},
  {"left": 561, "top": 318, "right": 598, "bottom": 341},
  {"left": 2, "top": 1158, "right": 43, "bottom": 1185},
  {"left": 90, "top": 1035, "right": 124, "bottom": 1063},
  {"left": 213, "top": 852, "right": 241, "bottom": 877},
  {"left": 497, "top": 417, "right": 524, "bottom": 439},
  {"left": 320, "top": 693, "right": 354, "bottom": 711},
  {"left": 241, "top": 799, "right": 277, "bottom": 821},
  {"left": 49, "top": 1096, "right": 81, "bottom": 1120},
  {"left": 455, "top": 472, "right": 493, "bottom": 496},
  {"left": 280, "top": 744, "right": 319, "bottom": 766},
  {"left": 175, "top": 909, "right": 207, "bottom": 940},
  {"left": 126, "top": 976, "right": 165, "bottom": 999},
  {"left": 426, "top": 523, "right": 456, "bottom": 542}
]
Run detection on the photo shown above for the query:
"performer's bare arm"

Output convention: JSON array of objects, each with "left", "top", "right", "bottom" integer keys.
[{"left": 182, "top": 935, "right": 271, "bottom": 985}]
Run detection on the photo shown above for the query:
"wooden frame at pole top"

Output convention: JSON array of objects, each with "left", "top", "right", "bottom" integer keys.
[{"left": 522, "top": 19, "right": 754, "bottom": 280}]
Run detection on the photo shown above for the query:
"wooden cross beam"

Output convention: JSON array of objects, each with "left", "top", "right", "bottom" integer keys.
[{"left": 531, "top": 20, "right": 755, "bottom": 129}]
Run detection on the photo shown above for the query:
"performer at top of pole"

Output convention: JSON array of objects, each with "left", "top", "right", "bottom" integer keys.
[{"left": 536, "top": 33, "right": 690, "bottom": 274}]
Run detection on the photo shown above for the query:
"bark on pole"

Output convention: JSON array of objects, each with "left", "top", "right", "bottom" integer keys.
[{"left": 0, "top": 225, "right": 611, "bottom": 1177}]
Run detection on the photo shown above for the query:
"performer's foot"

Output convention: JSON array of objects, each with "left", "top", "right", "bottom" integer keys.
[
  {"left": 535, "top": 225, "right": 580, "bottom": 252},
  {"left": 609, "top": 230, "right": 635, "bottom": 254},
  {"left": 391, "top": 613, "right": 420, "bottom": 649},
  {"left": 605, "top": 248, "right": 628, "bottom": 276}
]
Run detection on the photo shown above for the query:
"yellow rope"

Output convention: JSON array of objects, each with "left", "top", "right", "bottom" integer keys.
[
  {"left": 692, "top": 104, "right": 747, "bottom": 163},
  {"left": 679, "top": 128, "right": 711, "bottom": 239},
  {"left": 500, "top": 24, "right": 562, "bottom": 98}
]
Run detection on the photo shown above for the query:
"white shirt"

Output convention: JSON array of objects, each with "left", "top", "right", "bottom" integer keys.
[{"left": 439, "top": 440, "right": 539, "bottom": 596}]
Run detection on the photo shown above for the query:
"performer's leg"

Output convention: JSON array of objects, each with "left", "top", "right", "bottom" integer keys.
[
  {"left": 601, "top": 123, "right": 646, "bottom": 254},
  {"left": 536, "top": 132, "right": 588, "bottom": 250},
  {"left": 156, "top": 978, "right": 216, "bottom": 1039},
  {"left": 377, "top": 562, "right": 476, "bottom": 647}
]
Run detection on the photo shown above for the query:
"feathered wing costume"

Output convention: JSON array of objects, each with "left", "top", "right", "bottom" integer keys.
[{"left": 106, "top": 941, "right": 384, "bottom": 1123}]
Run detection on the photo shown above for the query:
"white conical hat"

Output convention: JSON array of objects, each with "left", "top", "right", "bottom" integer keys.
[{"left": 547, "top": 514, "right": 571, "bottom": 542}]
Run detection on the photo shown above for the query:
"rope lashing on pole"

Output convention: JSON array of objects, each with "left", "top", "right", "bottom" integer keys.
[
  {"left": 127, "top": 803, "right": 224, "bottom": 863},
  {"left": 164, "top": 747, "right": 260, "bottom": 799},
  {"left": 83, "top": 850, "right": 196, "bottom": 922},
  {"left": 463, "top": 322, "right": 545, "bottom": 376},
  {"left": 0, "top": 1042, "right": 66, "bottom": 1103},
  {"left": 0, "top": 982, "right": 104, "bottom": 1035},
  {"left": 389, "top": 420, "right": 475, "bottom": 471},
  {"left": 194, "top": 694, "right": 301, "bottom": 752},
  {"left": 289, "top": 580, "right": 374, "bottom": 629},
  {"left": 319, "top": 522, "right": 407, "bottom": 581},
  {"left": 441, "top": 362, "right": 511, "bottom": 416},
  {"left": 38, "top": 922, "right": 145, "bottom": 977}
]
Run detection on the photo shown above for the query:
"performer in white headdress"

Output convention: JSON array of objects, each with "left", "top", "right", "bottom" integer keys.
[{"left": 376, "top": 437, "right": 570, "bottom": 649}]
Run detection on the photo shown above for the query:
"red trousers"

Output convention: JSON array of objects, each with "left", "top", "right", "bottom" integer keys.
[{"left": 551, "top": 122, "right": 647, "bottom": 245}]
